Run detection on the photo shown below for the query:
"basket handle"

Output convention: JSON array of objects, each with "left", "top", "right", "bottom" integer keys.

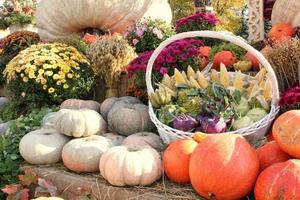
[{"left": 146, "top": 31, "right": 280, "bottom": 105}]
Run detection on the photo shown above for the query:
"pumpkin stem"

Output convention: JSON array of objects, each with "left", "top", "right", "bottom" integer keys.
[{"left": 208, "top": 193, "right": 216, "bottom": 200}]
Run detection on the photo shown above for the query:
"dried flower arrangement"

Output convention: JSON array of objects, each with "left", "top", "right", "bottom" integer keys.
[
  {"left": 87, "top": 34, "right": 136, "bottom": 97},
  {"left": 280, "top": 85, "right": 300, "bottom": 112},
  {"left": 265, "top": 38, "right": 300, "bottom": 91}
]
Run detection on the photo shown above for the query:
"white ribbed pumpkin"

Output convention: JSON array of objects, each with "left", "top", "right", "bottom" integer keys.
[
  {"left": 36, "top": 0, "right": 172, "bottom": 41},
  {"left": 272, "top": 0, "right": 300, "bottom": 28},
  {"left": 55, "top": 109, "right": 107, "bottom": 137},
  {"left": 99, "top": 145, "right": 162, "bottom": 186},
  {"left": 62, "top": 135, "right": 113, "bottom": 172},
  {"left": 19, "top": 129, "right": 70, "bottom": 165},
  {"left": 122, "top": 132, "right": 164, "bottom": 151}
]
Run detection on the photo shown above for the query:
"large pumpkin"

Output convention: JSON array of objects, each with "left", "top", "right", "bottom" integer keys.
[
  {"left": 189, "top": 134, "right": 259, "bottom": 200},
  {"left": 256, "top": 141, "right": 290, "bottom": 171},
  {"left": 273, "top": 110, "right": 300, "bottom": 158},
  {"left": 100, "top": 96, "right": 141, "bottom": 121},
  {"left": 272, "top": 0, "right": 300, "bottom": 28},
  {"left": 99, "top": 145, "right": 161, "bottom": 186},
  {"left": 107, "top": 102, "right": 155, "bottom": 136},
  {"left": 122, "top": 132, "right": 164, "bottom": 151},
  {"left": 36, "top": 0, "right": 172, "bottom": 41},
  {"left": 62, "top": 135, "right": 113, "bottom": 172},
  {"left": 254, "top": 159, "right": 300, "bottom": 200},
  {"left": 19, "top": 129, "right": 70, "bottom": 165},
  {"left": 60, "top": 99, "right": 101, "bottom": 113},
  {"left": 55, "top": 109, "right": 107, "bottom": 137},
  {"left": 163, "top": 139, "right": 198, "bottom": 184}
]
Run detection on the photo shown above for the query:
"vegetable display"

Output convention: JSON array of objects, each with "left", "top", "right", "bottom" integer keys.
[{"left": 149, "top": 65, "right": 272, "bottom": 134}]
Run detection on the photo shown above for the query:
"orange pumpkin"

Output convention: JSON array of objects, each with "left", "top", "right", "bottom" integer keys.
[
  {"left": 254, "top": 159, "right": 300, "bottom": 200},
  {"left": 163, "top": 139, "right": 198, "bottom": 184},
  {"left": 256, "top": 141, "right": 290, "bottom": 171},
  {"left": 212, "top": 51, "right": 236, "bottom": 70},
  {"left": 189, "top": 134, "right": 259, "bottom": 200},
  {"left": 200, "top": 46, "right": 211, "bottom": 57},
  {"left": 83, "top": 33, "right": 98, "bottom": 43},
  {"left": 273, "top": 110, "right": 300, "bottom": 158},
  {"left": 268, "top": 23, "right": 295, "bottom": 43}
]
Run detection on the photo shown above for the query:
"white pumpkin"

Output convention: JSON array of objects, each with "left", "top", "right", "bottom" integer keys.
[
  {"left": 60, "top": 99, "right": 101, "bottom": 113},
  {"left": 55, "top": 109, "right": 107, "bottom": 137},
  {"left": 100, "top": 145, "right": 162, "bottom": 186},
  {"left": 62, "top": 135, "right": 113, "bottom": 172},
  {"left": 272, "top": 0, "right": 300, "bottom": 28},
  {"left": 122, "top": 132, "right": 164, "bottom": 151},
  {"left": 103, "top": 133, "right": 125, "bottom": 146},
  {"left": 36, "top": 0, "right": 172, "bottom": 41},
  {"left": 107, "top": 103, "right": 155, "bottom": 136},
  {"left": 42, "top": 112, "right": 58, "bottom": 129},
  {"left": 100, "top": 96, "right": 141, "bottom": 121},
  {"left": 19, "top": 129, "right": 70, "bottom": 165}
]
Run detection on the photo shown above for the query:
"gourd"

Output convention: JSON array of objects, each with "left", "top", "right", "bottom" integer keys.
[
  {"left": 271, "top": 0, "right": 300, "bottom": 28},
  {"left": 163, "top": 139, "right": 198, "bottom": 184},
  {"left": 107, "top": 103, "right": 155, "bottom": 136},
  {"left": 122, "top": 132, "right": 164, "bottom": 151},
  {"left": 189, "top": 134, "right": 259, "bottom": 200},
  {"left": 256, "top": 141, "right": 290, "bottom": 171},
  {"left": 272, "top": 110, "right": 300, "bottom": 158},
  {"left": 19, "top": 129, "right": 70, "bottom": 165},
  {"left": 55, "top": 109, "right": 107, "bottom": 137},
  {"left": 99, "top": 145, "right": 161, "bottom": 186},
  {"left": 62, "top": 135, "right": 113, "bottom": 172},
  {"left": 255, "top": 160, "right": 300, "bottom": 200},
  {"left": 100, "top": 96, "right": 141, "bottom": 121},
  {"left": 35, "top": 0, "right": 173, "bottom": 41},
  {"left": 60, "top": 99, "right": 101, "bottom": 113},
  {"left": 103, "top": 133, "right": 125, "bottom": 146}
]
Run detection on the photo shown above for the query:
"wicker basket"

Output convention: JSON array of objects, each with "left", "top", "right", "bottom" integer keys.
[{"left": 145, "top": 31, "right": 280, "bottom": 144}]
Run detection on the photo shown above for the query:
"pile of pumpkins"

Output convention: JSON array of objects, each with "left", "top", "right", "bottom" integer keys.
[
  {"left": 19, "top": 97, "right": 164, "bottom": 186},
  {"left": 163, "top": 110, "right": 300, "bottom": 200}
]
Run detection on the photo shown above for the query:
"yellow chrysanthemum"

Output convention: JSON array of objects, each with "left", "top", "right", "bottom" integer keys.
[
  {"left": 63, "top": 84, "right": 69, "bottom": 89},
  {"left": 20, "top": 73, "right": 24, "bottom": 78},
  {"left": 46, "top": 71, "right": 53, "bottom": 76},
  {"left": 23, "top": 77, "right": 29, "bottom": 82},
  {"left": 48, "top": 87, "right": 55, "bottom": 93},
  {"left": 56, "top": 81, "right": 61, "bottom": 85},
  {"left": 67, "top": 73, "right": 73, "bottom": 79},
  {"left": 29, "top": 73, "right": 36, "bottom": 79},
  {"left": 43, "top": 85, "right": 47, "bottom": 90},
  {"left": 41, "top": 79, "right": 47, "bottom": 85},
  {"left": 61, "top": 79, "right": 66, "bottom": 83},
  {"left": 38, "top": 69, "right": 45, "bottom": 74},
  {"left": 76, "top": 74, "right": 80, "bottom": 78},
  {"left": 53, "top": 74, "right": 60, "bottom": 80}
]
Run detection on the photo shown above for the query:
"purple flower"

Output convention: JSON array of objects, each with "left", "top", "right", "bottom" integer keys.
[
  {"left": 152, "top": 28, "right": 163, "bottom": 39},
  {"left": 159, "top": 67, "right": 168, "bottom": 75},
  {"left": 136, "top": 25, "right": 147, "bottom": 37},
  {"left": 132, "top": 39, "right": 139, "bottom": 46}
]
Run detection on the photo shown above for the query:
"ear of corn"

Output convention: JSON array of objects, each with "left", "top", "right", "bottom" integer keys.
[{"left": 220, "top": 63, "right": 230, "bottom": 87}]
